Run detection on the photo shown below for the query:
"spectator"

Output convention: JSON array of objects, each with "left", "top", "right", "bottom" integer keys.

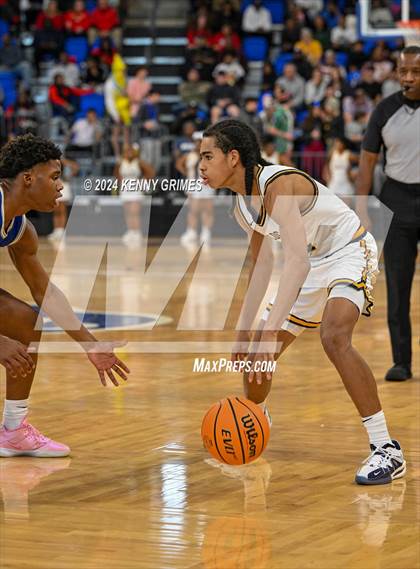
[
  {"left": 90, "top": 34, "right": 116, "bottom": 70},
  {"left": 137, "top": 90, "right": 161, "bottom": 133},
  {"left": 331, "top": 14, "right": 357, "bottom": 49},
  {"left": 324, "top": 137, "right": 356, "bottom": 205},
  {"left": 178, "top": 132, "right": 215, "bottom": 248},
  {"left": 321, "top": 84, "right": 343, "bottom": 143},
  {"left": 35, "top": 0, "right": 64, "bottom": 32},
  {"left": 212, "top": 50, "right": 245, "bottom": 85},
  {"left": 320, "top": 49, "right": 346, "bottom": 81},
  {"left": 242, "top": 97, "right": 264, "bottom": 139},
  {"left": 49, "top": 51, "right": 80, "bottom": 88},
  {"left": 210, "top": 23, "right": 241, "bottom": 55},
  {"left": 294, "top": 0, "right": 323, "bottom": 19},
  {"left": 294, "top": 27, "right": 323, "bottom": 66},
  {"left": 371, "top": 45, "right": 393, "bottom": 83},
  {"left": 301, "top": 123, "right": 326, "bottom": 181},
  {"left": 292, "top": 48, "right": 314, "bottom": 81},
  {"left": 104, "top": 53, "right": 131, "bottom": 156},
  {"left": 347, "top": 41, "right": 368, "bottom": 70},
  {"left": 127, "top": 66, "right": 151, "bottom": 119},
  {"left": 301, "top": 102, "right": 325, "bottom": 144},
  {"left": 178, "top": 67, "right": 211, "bottom": 108},
  {"left": 260, "top": 133, "right": 280, "bottom": 165},
  {"left": 34, "top": 0, "right": 64, "bottom": 69},
  {"left": 344, "top": 111, "right": 368, "bottom": 149},
  {"left": 206, "top": 70, "right": 240, "bottom": 108},
  {"left": 6, "top": 90, "right": 37, "bottom": 136},
  {"left": 49, "top": 72, "right": 91, "bottom": 121},
  {"left": 66, "top": 108, "right": 102, "bottom": 156},
  {"left": 276, "top": 63, "right": 305, "bottom": 109},
  {"left": 88, "top": 0, "right": 121, "bottom": 48},
  {"left": 313, "top": 15, "right": 331, "bottom": 51},
  {"left": 174, "top": 120, "right": 197, "bottom": 160},
  {"left": 48, "top": 157, "right": 79, "bottom": 242},
  {"left": 81, "top": 56, "right": 106, "bottom": 87},
  {"left": 242, "top": 0, "right": 272, "bottom": 36},
  {"left": 343, "top": 88, "right": 374, "bottom": 124},
  {"left": 321, "top": 1, "right": 340, "bottom": 28},
  {"left": 213, "top": 1, "right": 241, "bottom": 33},
  {"left": 269, "top": 86, "right": 294, "bottom": 166},
  {"left": 369, "top": 0, "right": 394, "bottom": 27},
  {"left": 382, "top": 66, "right": 400, "bottom": 98},
  {"left": 281, "top": 18, "right": 302, "bottom": 53},
  {"left": 116, "top": 143, "right": 155, "bottom": 248},
  {"left": 358, "top": 63, "right": 382, "bottom": 101},
  {"left": 305, "top": 67, "right": 328, "bottom": 105},
  {"left": 261, "top": 60, "right": 276, "bottom": 92},
  {"left": 0, "top": 34, "right": 33, "bottom": 88},
  {"left": 64, "top": 0, "right": 90, "bottom": 37},
  {"left": 185, "top": 36, "right": 217, "bottom": 82},
  {"left": 187, "top": 12, "right": 212, "bottom": 49}
]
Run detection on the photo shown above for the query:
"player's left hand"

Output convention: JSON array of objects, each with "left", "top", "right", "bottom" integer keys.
[
  {"left": 86, "top": 341, "right": 130, "bottom": 387},
  {"left": 247, "top": 331, "right": 278, "bottom": 385}
]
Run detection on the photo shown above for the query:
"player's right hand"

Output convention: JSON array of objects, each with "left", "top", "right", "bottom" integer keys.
[
  {"left": 0, "top": 335, "right": 35, "bottom": 378},
  {"left": 231, "top": 331, "right": 252, "bottom": 362}
]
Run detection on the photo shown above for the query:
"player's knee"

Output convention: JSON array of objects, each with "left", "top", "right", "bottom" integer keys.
[
  {"left": 0, "top": 295, "right": 41, "bottom": 345},
  {"left": 320, "top": 327, "right": 351, "bottom": 357}
]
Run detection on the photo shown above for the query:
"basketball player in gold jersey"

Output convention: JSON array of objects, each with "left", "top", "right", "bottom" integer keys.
[
  {"left": 0, "top": 135, "right": 129, "bottom": 458},
  {"left": 199, "top": 119, "right": 405, "bottom": 485}
]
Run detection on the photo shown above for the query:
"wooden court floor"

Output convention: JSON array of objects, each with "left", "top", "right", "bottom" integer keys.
[{"left": 0, "top": 239, "right": 419, "bottom": 569}]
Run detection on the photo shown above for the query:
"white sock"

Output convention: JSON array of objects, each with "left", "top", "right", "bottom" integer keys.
[
  {"left": 362, "top": 410, "right": 392, "bottom": 448},
  {"left": 2, "top": 399, "right": 29, "bottom": 430}
]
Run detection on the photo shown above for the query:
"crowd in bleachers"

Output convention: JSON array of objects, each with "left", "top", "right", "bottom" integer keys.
[
  {"left": 0, "top": 0, "right": 128, "bottom": 161},
  {"left": 179, "top": 0, "right": 419, "bottom": 188},
  {"left": 0, "top": 0, "right": 419, "bottom": 194}
]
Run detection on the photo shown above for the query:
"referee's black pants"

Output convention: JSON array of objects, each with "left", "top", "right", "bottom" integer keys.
[{"left": 381, "top": 178, "right": 420, "bottom": 369}]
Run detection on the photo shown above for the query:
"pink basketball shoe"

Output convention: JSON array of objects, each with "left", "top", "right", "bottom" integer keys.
[{"left": 0, "top": 420, "right": 70, "bottom": 457}]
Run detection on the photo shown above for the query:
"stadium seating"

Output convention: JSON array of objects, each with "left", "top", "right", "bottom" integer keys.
[
  {"left": 274, "top": 53, "right": 294, "bottom": 75},
  {"left": 78, "top": 93, "right": 106, "bottom": 117},
  {"left": 243, "top": 36, "right": 269, "bottom": 61},
  {"left": 0, "top": 71, "right": 17, "bottom": 109},
  {"left": 65, "top": 37, "right": 89, "bottom": 64}
]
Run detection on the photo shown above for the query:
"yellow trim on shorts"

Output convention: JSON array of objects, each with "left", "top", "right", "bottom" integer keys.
[
  {"left": 327, "top": 277, "right": 374, "bottom": 317},
  {"left": 286, "top": 314, "right": 321, "bottom": 328},
  {"left": 265, "top": 303, "right": 321, "bottom": 328},
  {"left": 350, "top": 225, "right": 367, "bottom": 243}
]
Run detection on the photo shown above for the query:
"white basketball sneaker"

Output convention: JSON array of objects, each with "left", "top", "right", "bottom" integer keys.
[{"left": 355, "top": 440, "right": 406, "bottom": 485}]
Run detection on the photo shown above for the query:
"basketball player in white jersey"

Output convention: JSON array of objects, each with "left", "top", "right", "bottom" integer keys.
[
  {"left": 0, "top": 134, "right": 130, "bottom": 458},
  {"left": 199, "top": 119, "right": 405, "bottom": 485}
]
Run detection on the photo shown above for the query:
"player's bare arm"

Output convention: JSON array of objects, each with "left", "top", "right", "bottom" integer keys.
[
  {"left": 248, "top": 174, "right": 310, "bottom": 383},
  {"left": 8, "top": 221, "right": 130, "bottom": 386},
  {"left": 232, "top": 228, "right": 274, "bottom": 362}
]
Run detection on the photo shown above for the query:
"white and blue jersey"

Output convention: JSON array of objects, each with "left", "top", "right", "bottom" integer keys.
[{"left": 0, "top": 185, "right": 26, "bottom": 248}]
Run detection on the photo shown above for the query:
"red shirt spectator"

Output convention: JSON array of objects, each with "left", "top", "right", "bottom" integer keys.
[
  {"left": 49, "top": 74, "right": 93, "bottom": 107},
  {"left": 210, "top": 24, "right": 241, "bottom": 54},
  {"left": 90, "top": 37, "right": 116, "bottom": 68},
  {"left": 35, "top": 0, "right": 64, "bottom": 31},
  {"left": 64, "top": 0, "right": 91, "bottom": 35},
  {"left": 187, "top": 14, "right": 212, "bottom": 49},
  {"left": 89, "top": 0, "right": 120, "bottom": 32}
]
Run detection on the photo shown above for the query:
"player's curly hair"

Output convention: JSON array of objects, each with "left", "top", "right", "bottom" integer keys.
[
  {"left": 203, "top": 119, "right": 272, "bottom": 196},
  {"left": 0, "top": 134, "right": 62, "bottom": 180}
]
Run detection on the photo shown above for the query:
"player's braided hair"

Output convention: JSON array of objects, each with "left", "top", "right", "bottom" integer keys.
[
  {"left": 203, "top": 119, "right": 272, "bottom": 195},
  {"left": 0, "top": 134, "right": 62, "bottom": 180}
]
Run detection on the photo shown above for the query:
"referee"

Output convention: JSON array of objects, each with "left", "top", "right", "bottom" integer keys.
[{"left": 356, "top": 45, "right": 420, "bottom": 381}]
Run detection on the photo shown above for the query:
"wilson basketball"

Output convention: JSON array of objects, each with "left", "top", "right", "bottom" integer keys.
[{"left": 201, "top": 397, "right": 270, "bottom": 465}]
